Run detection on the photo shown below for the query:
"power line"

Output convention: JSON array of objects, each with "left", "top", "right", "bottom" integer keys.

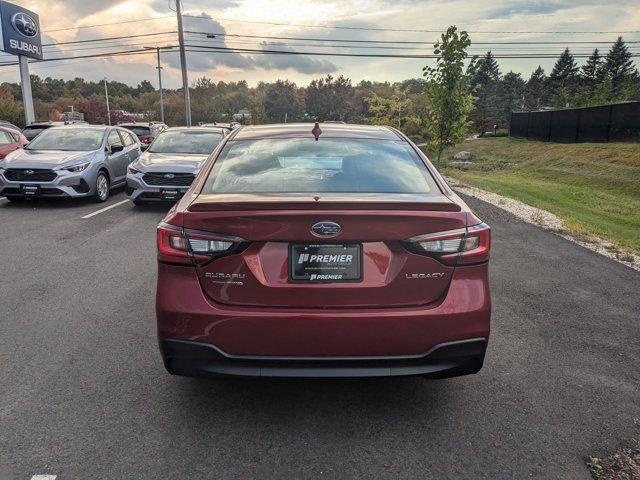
[
  {"left": 184, "top": 35, "right": 640, "bottom": 54},
  {"left": 182, "top": 13, "right": 640, "bottom": 35},
  {"left": 0, "top": 48, "right": 173, "bottom": 68},
  {"left": 186, "top": 30, "right": 640, "bottom": 46},
  {"left": 42, "top": 31, "right": 176, "bottom": 48},
  {"left": 184, "top": 44, "right": 640, "bottom": 59},
  {"left": 43, "top": 15, "right": 174, "bottom": 33}
]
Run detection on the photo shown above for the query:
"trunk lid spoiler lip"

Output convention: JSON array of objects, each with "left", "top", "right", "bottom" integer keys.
[{"left": 186, "top": 193, "right": 462, "bottom": 212}]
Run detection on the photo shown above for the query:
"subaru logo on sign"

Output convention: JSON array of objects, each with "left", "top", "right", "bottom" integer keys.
[
  {"left": 311, "top": 221, "right": 342, "bottom": 238},
  {"left": 164, "top": 173, "right": 175, "bottom": 179},
  {"left": 24, "top": 169, "right": 34, "bottom": 175},
  {"left": 11, "top": 12, "right": 38, "bottom": 38}
]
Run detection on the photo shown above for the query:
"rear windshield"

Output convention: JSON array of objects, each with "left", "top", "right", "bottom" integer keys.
[
  {"left": 203, "top": 138, "right": 437, "bottom": 194},
  {"left": 148, "top": 130, "right": 223, "bottom": 155},
  {"left": 124, "top": 126, "right": 150, "bottom": 137},
  {"left": 25, "top": 128, "right": 104, "bottom": 151}
]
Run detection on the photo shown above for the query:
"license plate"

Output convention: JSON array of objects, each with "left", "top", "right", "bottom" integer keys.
[
  {"left": 20, "top": 184, "right": 39, "bottom": 196},
  {"left": 160, "top": 189, "right": 181, "bottom": 200},
  {"left": 289, "top": 244, "right": 362, "bottom": 282}
]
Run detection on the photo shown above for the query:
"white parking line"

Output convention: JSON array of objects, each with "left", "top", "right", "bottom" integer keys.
[
  {"left": 0, "top": 196, "right": 6, "bottom": 201},
  {"left": 31, "top": 476, "right": 56, "bottom": 480},
  {"left": 81, "top": 199, "right": 129, "bottom": 219}
]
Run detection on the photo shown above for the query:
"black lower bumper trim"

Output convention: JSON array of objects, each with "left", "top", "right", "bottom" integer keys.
[{"left": 160, "top": 338, "right": 487, "bottom": 379}]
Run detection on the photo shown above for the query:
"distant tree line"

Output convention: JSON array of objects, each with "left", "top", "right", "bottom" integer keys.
[
  {"left": 0, "top": 36, "right": 637, "bottom": 138},
  {"left": 468, "top": 37, "right": 639, "bottom": 135}
]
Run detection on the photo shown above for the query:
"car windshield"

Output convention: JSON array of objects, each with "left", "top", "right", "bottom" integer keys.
[
  {"left": 148, "top": 130, "right": 223, "bottom": 155},
  {"left": 124, "top": 126, "right": 150, "bottom": 137},
  {"left": 204, "top": 138, "right": 437, "bottom": 194},
  {"left": 26, "top": 128, "right": 104, "bottom": 151}
]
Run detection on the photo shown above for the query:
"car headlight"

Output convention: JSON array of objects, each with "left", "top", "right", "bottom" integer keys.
[
  {"left": 128, "top": 164, "right": 142, "bottom": 174},
  {"left": 64, "top": 162, "right": 91, "bottom": 173}
]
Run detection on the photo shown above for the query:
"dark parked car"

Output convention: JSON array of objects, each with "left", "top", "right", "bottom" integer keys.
[
  {"left": 156, "top": 123, "right": 491, "bottom": 379},
  {"left": 22, "top": 122, "right": 66, "bottom": 141},
  {"left": 119, "top": 122, "right": 167, "bottom": 149}
]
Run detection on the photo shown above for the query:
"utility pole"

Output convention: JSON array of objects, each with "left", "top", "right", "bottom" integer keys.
[
  {"left": 155, "top": 47, "right": 164, "bottom": 123},
  {"left": 397, "top": 104, "right": 402, "bottom": 129},
  {"left": 175, "top": 0, "right": 191, "bottom": 126},
  {"left": 103, "top": 77, "right": 111, "bottom": 125},
  {"left": 18, "top": 56, "right": 35, "bottom": 125}
]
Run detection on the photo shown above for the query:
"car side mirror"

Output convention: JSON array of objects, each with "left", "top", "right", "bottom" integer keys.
[{"left": 110, "top": 144, "right": 124, "bottom": 153}]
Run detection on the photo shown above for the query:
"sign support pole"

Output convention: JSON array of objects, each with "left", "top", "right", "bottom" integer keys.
[{"left": 18, "top": 55, "right": 35, "bottom": 125}]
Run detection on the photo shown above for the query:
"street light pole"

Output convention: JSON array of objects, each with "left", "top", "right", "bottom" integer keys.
[
  {"left": 156, "top": 47, "right": 165, "bottom": 123},
  {"left": 103, "top": 77, "right": 111, "bottom": 125},
  {"left": 175, "top": 0, "right": 191, "bottom": 126}
]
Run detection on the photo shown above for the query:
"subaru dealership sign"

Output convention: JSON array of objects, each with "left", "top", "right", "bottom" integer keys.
[{"left": 0, "top": 1, "right": 42, "bottom": 60}]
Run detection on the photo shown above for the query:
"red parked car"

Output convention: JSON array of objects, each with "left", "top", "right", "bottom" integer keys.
[
  {"left": 156, "top": 123, "right": 491, "bottom": 378},
  {"left": 0, "top": 126, "right": 27, "bottom": 159}
]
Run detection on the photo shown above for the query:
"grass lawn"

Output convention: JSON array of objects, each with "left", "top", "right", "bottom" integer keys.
[{"left": 423, "top": 137, "right": 640, "bottom": 254}]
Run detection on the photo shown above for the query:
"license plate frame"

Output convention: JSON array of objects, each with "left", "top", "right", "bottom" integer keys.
[
  {"left": 20, "top": 184, "right": 40, "bottom": 196},
  {"left": 289, "top": 243, "right": 362, "bottom": 283},
  {"left": 160, "top": 188, "right": 181, "bottom": 200}
]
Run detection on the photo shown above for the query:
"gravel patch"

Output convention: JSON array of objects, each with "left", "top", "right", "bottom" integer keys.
[{"left": 446, "top": 176, "right": 640, "bottom": 272}]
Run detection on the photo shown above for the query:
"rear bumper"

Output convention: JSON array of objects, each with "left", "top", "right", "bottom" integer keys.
[
  {"left": 156, "top": 263, "right": 491, "bottom": 378},
  {"left": 160, "top": 337, "right": 487, "bottom": 378}
]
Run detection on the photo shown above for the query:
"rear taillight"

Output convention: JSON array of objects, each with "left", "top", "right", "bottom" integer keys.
[
  {"left": 157, "top": 222, "right": 245, "bottom": 265},
  {"left": 405, "top": 223, "right": 490, "bottom": 266}
]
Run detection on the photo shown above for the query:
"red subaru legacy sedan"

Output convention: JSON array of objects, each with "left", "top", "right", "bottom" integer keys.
[{"left": 156, "top": 123, "right": 491, "bottom": 378}]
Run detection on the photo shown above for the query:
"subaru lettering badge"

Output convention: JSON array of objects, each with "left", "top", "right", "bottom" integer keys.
[
  {"left": 24, "top": 170, "right": 34, "bottom": 175},
  {"left": 311, "top": 221, "right": 341, "bottom": 238},
  {"left": 164, "top": 173, "right": 175, "bottom": 179},
  {"left": 11, "top": 12, "right": 38, "bottom": 38}
]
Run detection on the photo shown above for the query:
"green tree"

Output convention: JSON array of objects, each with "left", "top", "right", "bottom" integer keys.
[
  {"left": 263, "top": 80, "right": 304, "bottom": 123},
  {"left": 469, "top": 51, "right": 502, "bottom": 135},
  {"left": 306, "top": 75, "right": 355, "bottom": 121},
  {"left": 422, "top": 26, "right": 473, "bottom": 165},
  {"left": 602, "top": 37, "right": 637, "bottom": 99},
  {"left": 549, "top": 48, "right": 579, "bottom": 107},
  {"left": 500, "top": 71, "right": 526, "bottom": 127},
  {"left": 525, "top": 66, "right": 548, "bottom": 110}
]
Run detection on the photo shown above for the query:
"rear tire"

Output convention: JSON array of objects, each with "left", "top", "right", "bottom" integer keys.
[
  {"left": 93, "top": 172, "right": 109, "bottom": 203},
  {"left": 133, "top": 198, "right": 148, "bottom": 207}
]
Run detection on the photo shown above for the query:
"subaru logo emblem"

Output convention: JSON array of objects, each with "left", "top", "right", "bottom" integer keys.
[
  {"left": 164, "top": 173, "right": 175, "bottom": 179},
  {"left": 11, "top": 12, "right": 38, "bottom": 38},
  {"left": 24, "top": 169, "right": 34, "bottom": 175},
  {"left": 311, "top": 221, "right": 341, "bottom": 238}
]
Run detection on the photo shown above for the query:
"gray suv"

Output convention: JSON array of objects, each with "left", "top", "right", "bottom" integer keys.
[
  {"left": 126, "top": 127, "right": 225, "bottom": 205},
  {"left": 0, "top": 125, "right": 140, "bottom": 202}
]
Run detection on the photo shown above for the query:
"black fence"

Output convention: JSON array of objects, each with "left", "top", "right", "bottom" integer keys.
[{"left": 509, "top": 102, "right": 640, "bottom": 142}]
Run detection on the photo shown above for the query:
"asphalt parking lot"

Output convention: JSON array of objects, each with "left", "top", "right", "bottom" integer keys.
[{"left": 1, "top": 191, "right": 638, "bottom": 479}]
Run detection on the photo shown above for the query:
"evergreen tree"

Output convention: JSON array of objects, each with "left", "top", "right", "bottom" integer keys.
[
  {"left": 469, "top": 51, "right": 502, "bottom": 135},
  {"left": 581, "top": 49, "right": 603, "bottom": 86},
  {"left": 500, "top": 71, "right": 526, "bottom": 126},
  {"left": 549, "top": 48, "right": 579, "bottom": 107},
  {"left": 525, "top": 66, "right": 548, "bottom": 110},
  {"left": 603, "top": 37, "right": 637, "bottom": 98}
]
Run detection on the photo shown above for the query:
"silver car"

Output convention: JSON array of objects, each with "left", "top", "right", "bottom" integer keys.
[
  {"left": 125, "top": 127, "right": 225, "bottom": 205},
  {"left": 0, "top": 125, "right": 140, "bottom": 202}
]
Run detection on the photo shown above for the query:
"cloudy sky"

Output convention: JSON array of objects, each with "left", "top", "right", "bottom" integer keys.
[{"left": 0, "top": 0, "right": 638, "bottom": 88}]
